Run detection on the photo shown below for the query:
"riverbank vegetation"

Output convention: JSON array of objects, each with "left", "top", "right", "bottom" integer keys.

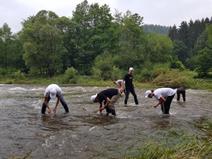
[
  {"left": 0, "top": 0, "right": 211, "bottom": 89},
  {"left": 0, "top": 72, "right": 211, "bottom": 90},
  {"left": 125, "top": 118, "right": 212, "bottom": 159}
]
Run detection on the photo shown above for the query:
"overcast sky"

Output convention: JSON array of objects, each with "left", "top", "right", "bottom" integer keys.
[{"left": 1, "top": 0, "right": 212, "bottom": 33}]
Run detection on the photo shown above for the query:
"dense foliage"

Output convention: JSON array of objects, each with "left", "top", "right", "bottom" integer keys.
[
  {"left": 143, "top": 24, "right": 170, "bottom": 35},
  {"left": 0, "top": 0, "right": 211, "bottom": 81},
  {"left": 169, "top": 18, "right": 212, "bottom": 77}
]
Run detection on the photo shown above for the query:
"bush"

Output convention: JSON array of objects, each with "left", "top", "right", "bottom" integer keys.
[
  {"left": 111, "top": 66, "right": 123, "bottom": 80},
  {"left": 170, "top": 60, "right": 185, "bottom": 70},
  {"left": 92, "top": 53, "right": 123, "bottom": 80},
  {"left": 62, "top": 67, "right": 78, "bottom": 84},
  {"left": 136, "top": 63, "right": 170, "bottom": 82},
  {"left": 152, "top": 69, "right": 196, "bottom": 88},
  {"left": 92, "top": 53, "right": 113, "bottom": 80},
  {"left": 152, "top": 63, "right": 170, "bottom": 77},
  {"left": 0, "top": 68, "right": 18, "bottom": 77},
  {"left": 12, "top": 70, "right": 26, "bottom": 80},
  {"left": 136, "top": 68, "right": 154, "bottom": 82}
]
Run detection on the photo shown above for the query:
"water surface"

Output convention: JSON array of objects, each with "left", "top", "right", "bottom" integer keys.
[{"left": 0, "top": 85, "right": 211, "bottom": 159}]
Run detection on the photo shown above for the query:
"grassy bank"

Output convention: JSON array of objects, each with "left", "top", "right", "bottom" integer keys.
[
  {"left": 125, "top": 118, "right": 212, "bottom": 159},
  {"left": 0, "top": 75, "right": 211, "bottom": 90},
  {"left": 0, "top": 76, "right": 212, "bottom": 91},
  {"left": 0, "top": 68, "right": 212, "bottom": 90}
]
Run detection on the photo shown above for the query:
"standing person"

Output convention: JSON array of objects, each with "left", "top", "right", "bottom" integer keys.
[
  {"left": 176, "top": 87, "right": 186, "bottom": 102},
  {"left": 90, "top": 88, "right": 122, "bottom": 116},
  {"left": 41, "top": 84, "right": 69, "bottom": 114},
  {"left": 144, "top": 88, "right": 177, "bottom": 114},
  {"left": 124, "top": 67, "right": 138, "bottom": 106}
]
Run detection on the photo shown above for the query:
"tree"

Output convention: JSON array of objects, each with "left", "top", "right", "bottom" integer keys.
[
  {"left": 0, "top": 23, "right": 24, "bottom": 71},
  {"left": 169, "top": 25, "right": 178, "bottom": 40},
  {"left": 191, "top": 25, "right": 212, "bottom": 77},
  {"left": 143, "top": 24, "right": 170, "bottom": 35},
  {"left": 92, "top": 53, "right": 122, "bottom": 80},
  {"left": 20, "top": 10, "right": 67, "bottom": 76},
  {"left": 0, "top": 23, "right": 12, "bottom": 69},
  {"left": 178, "top": 21, "right": 189, "bottom": 47},
  {"left": 145, "top": 33, "right": 173, "bottom": 64},
  {"left": 169, "top": 17, "right": 212, "bottom": 68},
  {"left": 195, "top": 48, "right": 212, "bottom": 77},
  {"left": 113, "top": 11, "right": 146, "bottom": 69},
  {"left": 65, "top": 0, "right": 114, "bottom": 74},
  {"left": 173, "top": 40, "right": 188, "bottom": 65}
]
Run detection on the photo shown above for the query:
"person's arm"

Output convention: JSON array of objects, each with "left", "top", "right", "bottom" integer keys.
[
  {"left": 44, "top": 96, "right": 51, "bottom": 114},
  {"left": 99, "top": 101, "right": 104, "bottom": 113},
  {"left": 106, "top": 97, "right": 111, "bottom": 104},
  {"left": 119, "top": 81, "right": 125, "bottom": 94},
  {"left": 53, "top": 97, "right": 60, "bottom": 114},
  {"left": 99, "top": 97, "right": 111, "bottom": 112},
  {"left": 154, "top": 96, "right": 165, "bottom": 108}
]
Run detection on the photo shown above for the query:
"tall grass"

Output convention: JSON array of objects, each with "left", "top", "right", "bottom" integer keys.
[
  {"left": 126, "top": 137, "right": 211, "bottom": 159},
  {"left": 125, "top": 119, "right": 212, "bottom": 159}
]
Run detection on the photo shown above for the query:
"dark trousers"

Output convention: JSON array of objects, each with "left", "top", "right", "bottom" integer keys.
[
  {"left": 124, "top": 88, "right": 138, "bottom": 105},
  {"left": 161, "top": 95, "right": 175, "bottom": 114},
  {"left": 177, "top": 88, "right": 186, "bottom": 102},
  {"left": 105, "top": 106, "right": 116, "bottom": 116},
  {"left": 41, "top": 95, "right": 69, "bottom": 114}
]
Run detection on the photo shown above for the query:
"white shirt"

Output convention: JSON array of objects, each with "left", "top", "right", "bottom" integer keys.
[
  {"left": 154, "top": 88, "right": 177, "bottom": 100},
  {"left": 44, "top": 84, "right": 62, "bottom": 96}
]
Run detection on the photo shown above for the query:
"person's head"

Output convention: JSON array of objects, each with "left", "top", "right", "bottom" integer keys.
[
  {"left": 128, "top": 67, "right": 134, "bottom": 74},
  {"left": 90, "top": 94, "right": 97, "bottom": 102},
  {"left": 144, "top": 90, "right": 154, "bottom": 98},
  {"left": 50, "top": 88, "right": 57, "bottom": 99}
]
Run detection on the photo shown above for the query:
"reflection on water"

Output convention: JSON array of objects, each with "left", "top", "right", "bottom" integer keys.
[{"left": 0, "top": 85, "right": 211, "bottom": 158}]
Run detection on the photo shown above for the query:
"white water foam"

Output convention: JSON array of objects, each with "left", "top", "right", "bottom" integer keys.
[{"left": 9, "top": 87, "right": 27, "bottom": 91}]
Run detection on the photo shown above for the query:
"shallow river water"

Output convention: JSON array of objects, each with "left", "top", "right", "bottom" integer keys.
[{"left": 0, "top": 84, "right": 211, "bottom": 159}]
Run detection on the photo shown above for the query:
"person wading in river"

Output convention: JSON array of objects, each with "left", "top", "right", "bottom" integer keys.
[
  {"left": 41, "top": 84, "right": 69, "bottom": 114},
  {"left": 123, "top": 67, "right": 139, "bottom": 106},
  {"left": 176, "top": 87, "right": 186, "bottom": 102},
  {"left": 144, "top": 88, "right": 177, "bottom": 115},
  {"left": 90, "top": 88, "right": 124, "bottom": 116},
  {"left": 113, "top": 79, "right": 125, "bottom": 90}
]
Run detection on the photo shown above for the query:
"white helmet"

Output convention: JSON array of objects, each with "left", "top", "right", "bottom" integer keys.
[
  {"left": 90, "top": 94, "right": 97, "bottom": 102},
  {"left": 129, "top": 67, "right": 134, "bottom": 71},
  {"left": 144, "top": 90, "right": 152, "bottom": 98}
]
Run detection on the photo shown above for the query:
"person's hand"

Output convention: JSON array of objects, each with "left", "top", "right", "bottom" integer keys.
[
  {"left": 99, "top": 106, "right": 104, "bottom": 112},
  {"left": 53, "top": 108, "right": 57, "bottom": 114},
  {"left": 47, "top": 108, "right": 52, "bottom": 114},
  {"left": 107, "top": 97, "right": 111, "bottom": 103}
]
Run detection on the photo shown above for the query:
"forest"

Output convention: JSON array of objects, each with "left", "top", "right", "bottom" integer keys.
[{"left": 0, "top": 0, "right": 211, "bottom": 87}]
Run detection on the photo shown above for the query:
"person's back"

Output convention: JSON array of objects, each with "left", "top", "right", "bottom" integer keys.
[
  {"left": 154, "top": 88, "right": 176, "bottom": 100},
  {"left": 145, "top": 88, "right": 177, "bottom": 114},
  {"left": 42, "top": 84, "right": 69, "bottom": 114},
  {"left": 98, "top": 88, "right": 119, "bottom": 99},
  {"left": 44, "top": 84, "right": 62, "bottom": 97},
  {"left": 91, "top": 88, "right": 120, "bottom": 116}
]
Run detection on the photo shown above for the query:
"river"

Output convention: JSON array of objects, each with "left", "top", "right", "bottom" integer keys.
[{"left": 0, "top": 84, "right": 211, "bottom": 159}]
